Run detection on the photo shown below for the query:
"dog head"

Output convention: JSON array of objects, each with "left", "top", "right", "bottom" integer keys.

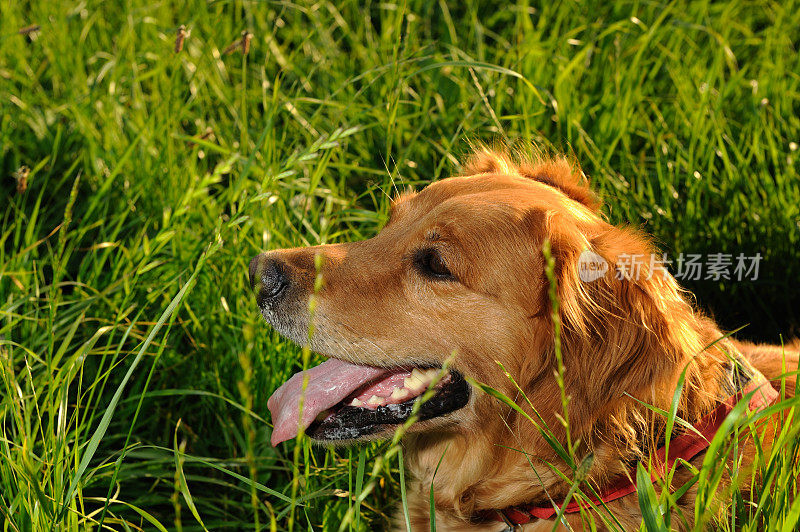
[{"left": 250, "top": 149, "right": 708, "bottom": 452}]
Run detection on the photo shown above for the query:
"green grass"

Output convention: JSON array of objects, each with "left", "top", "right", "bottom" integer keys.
[{"left": 1, "top": 0, "right": 799, "bottom": 529}]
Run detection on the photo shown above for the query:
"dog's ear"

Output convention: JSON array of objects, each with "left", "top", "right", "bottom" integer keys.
[
  {"left": 552, "top": 226, "right": 721, "bottom": 425},
  {"left": 461, "top": 148, "right": 517, "bottom": 176},
  {"left": 518, "top": 158, "right": 600, "bottom": 211},
  {"left": 461, "top": 148, "right": 600, "bottom": 210}
]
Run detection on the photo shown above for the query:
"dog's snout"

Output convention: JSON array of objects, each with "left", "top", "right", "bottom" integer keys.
[{"left": 249, "top": 254, "right": 290, "bottom": 306}]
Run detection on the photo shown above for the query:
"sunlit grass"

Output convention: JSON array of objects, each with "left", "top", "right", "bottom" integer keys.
[{"left": 1, "top": 0, "right": 799, "bottom": 529}]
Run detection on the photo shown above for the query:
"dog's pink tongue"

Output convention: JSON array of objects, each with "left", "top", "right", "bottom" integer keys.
[{"left": 267, "top": 359, "right": 390, "bottom": 446}]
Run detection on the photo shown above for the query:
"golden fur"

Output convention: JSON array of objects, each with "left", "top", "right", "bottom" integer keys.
[{"left": 260, "top": 148, "right": 798, "bottom": 530}]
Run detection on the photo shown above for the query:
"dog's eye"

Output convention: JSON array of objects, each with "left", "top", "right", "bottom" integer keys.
[{"left": 415, "top": 249, "right": 453, "bottom": 280}]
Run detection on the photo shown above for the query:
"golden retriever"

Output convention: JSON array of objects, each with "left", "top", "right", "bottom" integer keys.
[{"left": 249, "top": 148, "right": 798, "bottom": 530}]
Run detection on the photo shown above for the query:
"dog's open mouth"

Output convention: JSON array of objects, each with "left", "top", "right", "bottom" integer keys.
[{"left": 267, "top": 358, "right": 469, "bottom": 445}]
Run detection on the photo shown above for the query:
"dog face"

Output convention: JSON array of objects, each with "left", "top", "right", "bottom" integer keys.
[{"left": 249, "top": 152, "right": 626, "bottom": 446}]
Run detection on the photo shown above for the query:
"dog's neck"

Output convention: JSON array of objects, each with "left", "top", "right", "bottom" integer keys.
[{"left": 402, "top": 317, "right": 748, "bottom": 527}]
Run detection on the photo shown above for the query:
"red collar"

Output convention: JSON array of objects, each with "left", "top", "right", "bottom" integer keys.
[{"left": 480, "top": 380, "right": 780, "bottom": 527}]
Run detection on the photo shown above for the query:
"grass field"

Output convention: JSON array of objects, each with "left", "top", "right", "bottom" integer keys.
[{"left": 1, "top": 0, "right": 799, "bottom": 530}]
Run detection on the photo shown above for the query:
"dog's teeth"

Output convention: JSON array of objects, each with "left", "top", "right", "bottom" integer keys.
[
  {"left": 390, "top": 387, "right": 411, "bottom": 400},
  {"left": 411, "top": 368, "right": 427, "bottom": 382},
  {"left": 350, "top": 398, "right": 363, "bottom": 407},
  {"left": 404, "top": 375, "right": 424, "bottom": 391},
  {"left": 424, "top": 368, "right": 438, "bottom": 380},
  {"left": 367, "top": 395, "right": 384, "bottom": 406}
]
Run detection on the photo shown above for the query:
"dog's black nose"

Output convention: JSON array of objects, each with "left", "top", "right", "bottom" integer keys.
[{"left": 249, "top": 254, "right": 290, "bottom": 306}]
